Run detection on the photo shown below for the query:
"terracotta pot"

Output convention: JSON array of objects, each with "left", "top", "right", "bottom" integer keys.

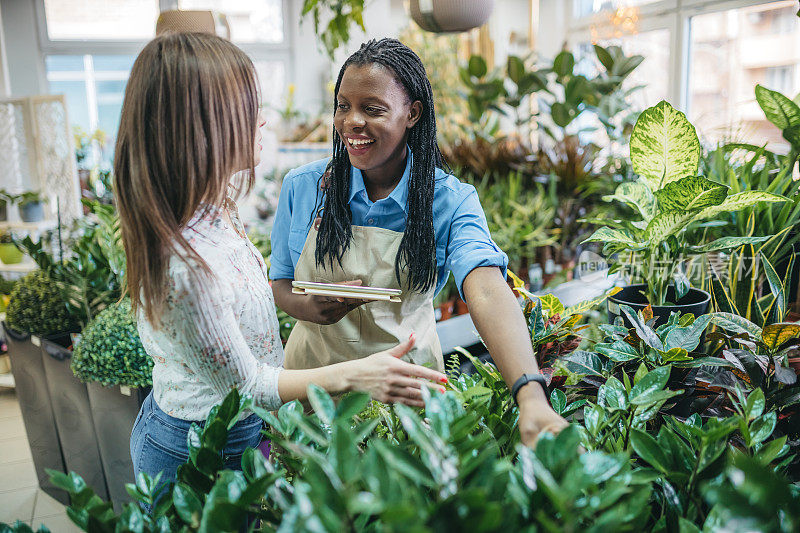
[
  {"left": 438, "top": 300, "right": 454, "bottom": 322},
  {"left": 455, "top": 299, "right": 469, "bottom": 316}
]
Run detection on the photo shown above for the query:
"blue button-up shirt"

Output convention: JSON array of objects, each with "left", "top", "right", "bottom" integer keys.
[{"left": 269, "top": 156, "right": 507, "bottom": 298}]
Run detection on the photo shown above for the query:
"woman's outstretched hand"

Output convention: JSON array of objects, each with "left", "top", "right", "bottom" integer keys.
[{"left": 342, "top": 334, "right": 447, "bottom": 407}]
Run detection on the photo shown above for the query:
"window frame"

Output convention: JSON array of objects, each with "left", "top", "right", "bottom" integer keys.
[
  {"left": 36, "top": 0, "right": 294, "bottom": 165},
  {"left": 561, "top": 0, "right": 784, "bottom": 110}
]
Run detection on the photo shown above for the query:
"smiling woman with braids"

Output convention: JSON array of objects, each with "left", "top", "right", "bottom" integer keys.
[{"left": 271, "top": 38, "right": 568, "bottom": 447}]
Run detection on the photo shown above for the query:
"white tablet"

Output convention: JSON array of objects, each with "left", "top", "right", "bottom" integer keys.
[{"left": 291, "top": 281, "right": 402, "bottom": 302}]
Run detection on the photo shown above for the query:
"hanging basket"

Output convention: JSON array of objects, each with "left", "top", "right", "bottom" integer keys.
[{"left": 408, "top": 0, "right": 495, "bottom": 33}]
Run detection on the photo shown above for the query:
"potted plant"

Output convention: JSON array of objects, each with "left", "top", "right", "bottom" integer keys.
[
  {"left": 71, "top": 298, "right": 152, "bottom": 511},
  {"left": 0, "top": 232, "right": 22, "bottom": 264},
  {"left": 15, "top": 191, "right": 46, "bottom": 223},
  {"left": 0, "top": 189, "right": 12, "bottom": 221},
  {"left": 584, "top": 101, "right": 787, "bottom": 325},
  {"left": 4, "top": 270, "right": 78, "bottom": 503}
]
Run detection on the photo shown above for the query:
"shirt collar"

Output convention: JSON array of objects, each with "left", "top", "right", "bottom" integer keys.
[{"left": 348, "top": 150, "right": 412, "bottom": 214}]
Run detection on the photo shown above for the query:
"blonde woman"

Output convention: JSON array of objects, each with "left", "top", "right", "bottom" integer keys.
[{"left": 116, "top": 32, "right": 446, "bottom": 486}]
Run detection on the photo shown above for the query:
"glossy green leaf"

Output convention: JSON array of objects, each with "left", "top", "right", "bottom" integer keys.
[
  {"left": 307, "top": 384, "right": 336, "bottom": 425},
  {"left": 468, "top": 55, "right": 488, "bottom": 78},
  {"left": 630, "top": 428, "right": 671, "bottom": 473},
  {"left": 596, "top": 340, "right": 640, "bottom": 362},
  {"left": 553, "top": 51, "right": 575, "bottom": 77},
  {"left": 755, "top": 84, "right": 800, "bottom": 129},
  {"left": 173, "top": 483, "right": 202, "bottom": 527},
  {"left": 507, "top": 55, "right": 524, "bottom": 84},
  {"left": 629, "top": 366, "right": 670, "bottom": 404},
  {"left": 708, "top": 312, "right": 762, "bottom": 339}
]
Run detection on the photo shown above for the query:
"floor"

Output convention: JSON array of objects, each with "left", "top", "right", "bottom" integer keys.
[{"left": 0, "top": 388, "right": 81, "bottom": 532}]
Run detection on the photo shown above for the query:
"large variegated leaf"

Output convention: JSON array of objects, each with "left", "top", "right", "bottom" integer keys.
[
  {"left": 689, "top": 236, "right": 770, "bottom": 253},
  {"left": 644, "top": 211, "right": 697, "bottom": 243},
  {"left": 654, "top": 176, "right": 728, "bottom": 211},
  {"left": 755, "top": 84, "right": 800, "bottom": 130},
  {"left": 708, "top": 312, "right": 762, "bottom": 339},
  {"left": 761, "top": 323, "right": 800, "bottom": 352},
  {"left": 603, "top": 179, "right": 657, "bottom": 221},
  {"left": 582, "top": 227, "right": 641, "bottom": 247},
  {"left": 693, "top": 191, "right": 788, "bottom": 221},
  {"left": 630, "top": 100, "right": 700, "bottom": 190}
]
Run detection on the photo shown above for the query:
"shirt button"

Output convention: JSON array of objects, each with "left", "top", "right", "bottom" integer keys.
[{"left": 368, "top": 218, "right": 375, "bottom": 225}]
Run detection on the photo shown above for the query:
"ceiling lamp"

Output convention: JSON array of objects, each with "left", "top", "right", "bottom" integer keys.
[{"left": 408, "top": 0, "right": 495, "bottom": 33}]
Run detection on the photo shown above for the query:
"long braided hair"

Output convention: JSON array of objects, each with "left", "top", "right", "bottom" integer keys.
[{"left": 315, "top": 38, "right": 447, "bottom": 293}]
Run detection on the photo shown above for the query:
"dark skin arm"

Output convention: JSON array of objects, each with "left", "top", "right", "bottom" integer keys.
[
  {"left": 463, "top": 266, "right": 569, "bottom": 447},
  {"left": 272, "top": 278, "right": 368, "bottom": 325}
]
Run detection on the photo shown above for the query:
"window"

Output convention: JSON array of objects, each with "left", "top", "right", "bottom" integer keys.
[
  {"left": 46, "top": 55, "right": 135, "bottom": 164},
  {"left": 43, "top": 0, "right": 159, "bottom": 40},
  {"left": 573, "top": 0, "right": 660, "bottom": 19},
  {"left": 177, "top": 0, "right": 284, "bottom": 43},
  {"left": 766, "top": 65, "right": 795, "bottom": 94},
  {"left": 687, "top": 1, "right": 800, "bottom": 149},
  {"left": 39, "top": 1, "right": 290, "bottom": 168}
]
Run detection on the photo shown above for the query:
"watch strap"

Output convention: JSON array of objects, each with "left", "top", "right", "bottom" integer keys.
[{"left": 511, "top": 373, "right": 548, "bottom": 405}]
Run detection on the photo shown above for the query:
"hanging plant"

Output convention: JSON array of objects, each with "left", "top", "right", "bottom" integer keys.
[{"left": 408, "top": 0, "right": 495, "bottom": 33}]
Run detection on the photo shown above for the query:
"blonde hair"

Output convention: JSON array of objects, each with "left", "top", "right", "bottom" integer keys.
[{"left": 115, "top": 32, "right": 258, "bottom": 326}]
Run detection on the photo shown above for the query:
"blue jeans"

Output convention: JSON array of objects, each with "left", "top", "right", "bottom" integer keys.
[{"left": 130, "top": 392, "right": 264, "bottom": 490}]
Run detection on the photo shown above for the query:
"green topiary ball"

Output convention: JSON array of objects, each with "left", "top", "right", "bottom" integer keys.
[
  {"left": 72, "top": 297, "right": 153, "bottom": 388},
  {"left": 6, "top": 270, "right": 77, "bottom": 336}
]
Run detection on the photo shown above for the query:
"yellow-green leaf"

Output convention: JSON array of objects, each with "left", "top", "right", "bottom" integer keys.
[
  {"left": 630, "top": 100, "right": 700, "bottom": 190},
  {"left": 761, "top": 323, "right": 800, "bottom": 352}
]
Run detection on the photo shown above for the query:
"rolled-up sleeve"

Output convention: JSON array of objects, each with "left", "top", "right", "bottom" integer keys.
[
  {"left": 269, "top": 171, "right": 296, "bottom": 280},
  {"left": 445, "top": 188, "right": 508, "bottom": 299}
]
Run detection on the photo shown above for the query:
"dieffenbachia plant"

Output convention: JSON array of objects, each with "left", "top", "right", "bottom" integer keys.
[{"left": 583, "top": 100, "right": 787, "bottom": 306}]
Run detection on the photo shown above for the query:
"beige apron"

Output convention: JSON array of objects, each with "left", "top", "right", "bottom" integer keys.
[{"left": 284, "top": 224, "right": 443, "bottom": 371}]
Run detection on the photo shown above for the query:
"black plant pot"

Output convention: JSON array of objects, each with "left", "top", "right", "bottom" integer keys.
[
  {"left": 3, "top": 323, "right": 68, "bottom": 504},
  {"left": 86, "top": 382, "right": 149, "bottom": 512},
  {"left": 40, "top": 337, "right": 109, "bottom": 502},
  {"left": 608, "top": 284, "right": 711, "bottom": 328}
]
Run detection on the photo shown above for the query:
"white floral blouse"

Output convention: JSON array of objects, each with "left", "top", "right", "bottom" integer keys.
[{"left": 137, "top": 200, "right": 285, "bottom": 421}]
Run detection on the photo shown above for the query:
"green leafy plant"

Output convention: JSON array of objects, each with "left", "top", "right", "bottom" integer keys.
[
  {"left": 16, "top": 200, "right": 124, "bottom": 329},
  {"left": 473, "top": 172, "right": 556, "bottom": 273},
  {"left": 71, "top": 298, "right": 153, "bottom": 388},
  {"left": 13, "top": 191, "right": 45, "bottom": 208},
  {"left": 301, "top": 0, "right": 365, "bottom": 61},
  {"left": 708, "top": 239, "right": 795, "bottom": 327},
  {"left": 584, "top": 100, "right": 786, "bottom": 305},
  {"left": 5, "top": 270, "right": 77, "bottom": 336},
  {"left": 755, "top": 84, "right": 800, "bottom": 158}
]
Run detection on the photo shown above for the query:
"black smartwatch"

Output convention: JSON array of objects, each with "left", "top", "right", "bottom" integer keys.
[{"left": 511, "top": 373, "right": 548, "bottom": 405}]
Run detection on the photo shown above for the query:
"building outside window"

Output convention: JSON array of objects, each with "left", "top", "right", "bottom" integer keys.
[{"left": 687, "top": 1, "right": 800, "bottom": 150}]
